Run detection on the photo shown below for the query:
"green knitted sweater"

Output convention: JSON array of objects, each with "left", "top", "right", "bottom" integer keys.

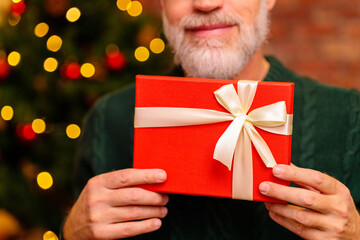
[{"left": 71, "top": 56, "right": 360, "bottom": 240}]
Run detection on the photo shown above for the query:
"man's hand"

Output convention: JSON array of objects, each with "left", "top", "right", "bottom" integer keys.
[
  {"left": 63, "top": 169, "right": 169, "bottom": 239},
  {"left": 259, "top": 164, "right": 360, "bottom": 240}
]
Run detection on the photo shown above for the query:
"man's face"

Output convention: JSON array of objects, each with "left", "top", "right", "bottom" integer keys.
[{"left": 162, "top": 0, "right": 271, "bottom": 79}]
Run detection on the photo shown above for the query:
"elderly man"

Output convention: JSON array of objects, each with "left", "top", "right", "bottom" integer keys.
[{"left": 63, "top": 0, "right": 360, "bottom": 239}]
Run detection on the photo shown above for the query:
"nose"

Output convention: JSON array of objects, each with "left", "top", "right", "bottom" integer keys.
[{"left": 193, "top": 0, "right": 224, "bottom": 13}]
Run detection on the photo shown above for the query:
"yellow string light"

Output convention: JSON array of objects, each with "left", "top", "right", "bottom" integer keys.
[
  {"left": 32, "top": 119, "right": 46, "bottom": 134},
  {"left": 66, "top": 7, "right": 81, "bottom": 22},
  {"left": 34, "top": 22, "right": 49, "bottom": 38},
  {"left": 12, "top": 0, "right": 22, "bottom": 3},
  {"left": 134, "top": 46, "right": 149, "bottom": 62},
  {"left": 116, "top": 0, "right": 131, "bottom": 11},
  {"left": 43, "top": 57, "right": 58, "bottom": 72},
  {"left": 1, "top": 106, "right": 14, "bottom": 121},
  {"left": 7, "top": 51, "right": 21, "bottom": 66},
  {"left": 127, "top": 1, "right": 142, "bottom": 17},
  {"left": 47, "top": 35, "right": 62, "bottom": 52},
  {"left": 80, "top": 63, "right": 95, "bottom": 78},
  {"left": 37, "top": 172, "right": 53, "bottom": 190},
  {"left": 150, "top": 38, "right": 165, "bottom": 54},
  {"left": 66, "top": 124, "right": 81, "bottom": 139},
  {"left": 43, "top": 231, "right": 59, "bottom": 240}
]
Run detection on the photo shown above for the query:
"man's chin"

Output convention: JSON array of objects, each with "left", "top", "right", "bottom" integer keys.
[
  {"left": 185, "top": 31, "right": 238, "bottom": 48},
  {"left": 180, "top": 55, "right": 243, "bottom": 80}
]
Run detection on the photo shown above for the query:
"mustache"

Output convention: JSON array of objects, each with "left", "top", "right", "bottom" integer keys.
[{"left": 179, "top": 11, "right": 243, "bottom": 29}]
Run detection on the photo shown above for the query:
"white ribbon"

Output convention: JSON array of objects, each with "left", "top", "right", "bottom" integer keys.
[{"left": 134, "top": 81, "right": 292, "bottom": 200}]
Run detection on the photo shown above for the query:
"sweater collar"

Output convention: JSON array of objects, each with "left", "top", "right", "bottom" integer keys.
[{"left": 264, "top": 56, "right": 288, "bottom": 82}]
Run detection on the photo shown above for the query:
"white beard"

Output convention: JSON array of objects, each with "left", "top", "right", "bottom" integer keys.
[{"left": 162, "top": 0, "right": 270, "bottom": 79}]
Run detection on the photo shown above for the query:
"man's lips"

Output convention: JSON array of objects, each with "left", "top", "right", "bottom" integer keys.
[{"left": 186, "top": 24, "right": 236, "bottom": 38}]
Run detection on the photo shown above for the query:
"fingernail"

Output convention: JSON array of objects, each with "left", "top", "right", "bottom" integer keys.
[
  {"left": 273, "top": 165, "right": 285, "bottom": 176},
  {"left": 161, "top": 207, "right": 168, "bottom": 216},
  {"left": 154, "top": 219, "right": 162, "bottom": 228},
  {"left": 259, "top": 182, "right": 270, "bottom": 194},
  {"left": 264, "top": 202, "right": 271, "bottom": 210},
  {"left": 163, "top": 195, "right": 170, "bottom": 204},
  {"left": 157, "top": 171, "right": 166, "bottom": 182},
  {"left": 269, "top": 211, "right": 277, "bottom": 219}
]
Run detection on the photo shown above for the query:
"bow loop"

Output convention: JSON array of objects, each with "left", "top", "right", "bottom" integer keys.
[
  {"left": 214, "top": 84, "right": 242, "bottom": 117},
  {"left": 248, "top": 101, "right": 287, "bottom": 127}
]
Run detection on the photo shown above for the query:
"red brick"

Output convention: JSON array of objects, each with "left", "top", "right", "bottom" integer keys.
[{"left": 267, "top": 0, "right": 360, "bottom": 90}]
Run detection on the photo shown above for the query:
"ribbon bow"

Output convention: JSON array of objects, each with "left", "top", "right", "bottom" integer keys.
[
  {"left": 213, "top": 81, "right": 288, "bottom": 170},
  {"left": 134, "top": 80, "right": 292, "bottom": 200}
]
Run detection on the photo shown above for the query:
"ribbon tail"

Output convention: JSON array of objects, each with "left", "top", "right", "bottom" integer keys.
[
  {"left": 244, "top": 122, "right": 277, "bottom": 168},
  {"left": 232, "top": 129, "right": 253, "bottom": 200},
  {"left": 213, "top": 116, "right": 246, "bottom": 170}
]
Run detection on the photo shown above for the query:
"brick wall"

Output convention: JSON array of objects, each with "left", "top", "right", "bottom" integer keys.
[
  {"left": 142, "top": 0, "right": 360, "bottom": 90},
  {"left": 264, "top": 0, "right": 360, "bottom": 90}
]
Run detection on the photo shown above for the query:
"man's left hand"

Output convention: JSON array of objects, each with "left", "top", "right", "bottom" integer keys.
[{"left": 259, "top": 164, "right": 360, "bottom": 240}]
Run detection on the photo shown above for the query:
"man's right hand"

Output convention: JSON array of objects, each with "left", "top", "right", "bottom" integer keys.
[{"left": 63, "top": 169, "right": 169, "bottom": 239}]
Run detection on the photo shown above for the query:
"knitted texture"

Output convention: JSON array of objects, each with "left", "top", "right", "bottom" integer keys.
[
  {"left": 298, "top": 79, "right": 317, "bottom": 169},
  {"left": 92, "top": 101, "right": 106, "bottom": 173},
  {"left": 344, "top": 90, "right": 360, "bottom": 200}
]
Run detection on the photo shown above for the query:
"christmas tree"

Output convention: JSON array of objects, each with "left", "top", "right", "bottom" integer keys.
[{"left": 0, "top": 0, "right": 172, "bottom": 238}]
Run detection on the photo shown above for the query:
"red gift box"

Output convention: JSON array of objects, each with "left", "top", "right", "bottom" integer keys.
[{"left": 133, "top": 75, "right": 294, "bottom": 202}]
